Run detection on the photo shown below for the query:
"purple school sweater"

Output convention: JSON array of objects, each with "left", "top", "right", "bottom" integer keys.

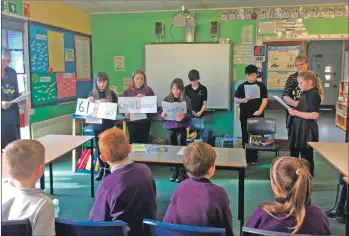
[
  {"left": 123, "top": 86, "right": 155, "bottom": 123},
  {"left": 89, "top": 163, "right": 157, "bottom": 236},
  {"left": 246, "top": 204, "right": 330, "bottom": 235},
  {"left": 163, "top": 178, "right": 234, "bottom": 236}
]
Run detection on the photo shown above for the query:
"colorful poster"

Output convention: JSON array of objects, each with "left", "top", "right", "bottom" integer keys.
[
  {"left": 228, "top": 9, "right": 236, "bottom": 20},
  {"left": 31, "top": 73, "right": 57, "bottom": 105},
  {"left": 114, "top": 56, "right": 125, "bottom": 71},
  {"left": 258, "top": 9, "right": 266, "bottom": 19},
  {"left": 75, "top": 35, "right": 91, "bottom": 81},
  {"left": 30, "top": 26, "right": 49, "bottom": 73},
  {"left": 65, "top": 48, "right": 74, "bottom": 61},
  {"left": 220, "top": 10, "right": 228, "bottom": 21},
  {"left": 47, "top": 30, "right": 65, "bottom": 72},
  {"left": 267, "top": 71, "right": 294, "bottom": 90},
  {"left": 56, "top": 73, "right": 77, "bottom": 99}
]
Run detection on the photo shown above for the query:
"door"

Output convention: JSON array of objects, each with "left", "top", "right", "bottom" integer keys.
[{"left": 308, "top": 40, "right": 343, "bottom": 106}]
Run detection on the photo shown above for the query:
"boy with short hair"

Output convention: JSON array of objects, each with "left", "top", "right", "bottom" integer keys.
[
  {"left": 234, "top": 64, "right": 268, "bottom": 163},
  {"left": 163, "top": 142, "right": 233, "bottom": 236},
  {"left": 88, "top": 128, "right": 157, "bottom": 236},
  {"left": 2, "top": 140, "right": 55, "bottom": 236}
]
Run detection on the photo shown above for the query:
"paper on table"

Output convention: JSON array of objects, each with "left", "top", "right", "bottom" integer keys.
[
  {"left": 86, "top": 116, "right": 102, "bottom": 124},
  {"left": 130, "top": 113, "right": 147, "bottom": 121},
  {"left": 244, "top": 84, "right": 260, "bottom": 99},
  {"left": 9, "top": 92, "right": 30, "bottom": 104},
  {"left": 177, "top": 147, "right": 219, "bottom": 156},
  {"left": 272, "top": 96, "right": 291, "bottom": 110}
]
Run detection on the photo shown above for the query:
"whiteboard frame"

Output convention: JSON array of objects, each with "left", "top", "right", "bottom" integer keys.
[{"left": 144, "top": 42, "right": 232, "bottom": 111}]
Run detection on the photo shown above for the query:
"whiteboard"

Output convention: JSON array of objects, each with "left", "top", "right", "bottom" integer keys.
[{"left": 145, "top": 43, "right": 232, "bottom": 110}]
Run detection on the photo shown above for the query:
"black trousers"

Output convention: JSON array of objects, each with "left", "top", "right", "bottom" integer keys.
[
  {"left": 1, "top": 123, "right": 21, "bottom": 150},
  {"left": 94, "top": 129, "right": 110, "bottom": 170},
  {"left": 291, "top": 147, "right": 314, "bottom": 175},
  {"left": 167, "top": 128, "right": 187, "bottom": 146},
  {"left": 127, "top": 122, "right": 151, "bottom": 144}
]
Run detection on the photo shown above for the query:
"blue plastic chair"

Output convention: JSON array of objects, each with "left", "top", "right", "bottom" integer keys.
[
  {"left": 2, "top": 219, "right": 32, "bottom": 236},
  {"left": 55, "top": 218, "right": 128, "bottom": 236},
  {"left": 143, "top": 219, "right": 226, "bottom": 236}
]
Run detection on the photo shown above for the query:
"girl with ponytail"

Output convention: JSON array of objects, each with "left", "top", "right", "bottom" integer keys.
[
  {"left": 287, "top": 71, "right": 324, "bottom": 176},
  {"left": 246, "top": 157, "right": 330, "bottom": 234}
]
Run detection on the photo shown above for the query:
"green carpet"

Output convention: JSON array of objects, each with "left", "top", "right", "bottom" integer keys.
[{"left": 38, "top": 151, "right": 345, "bottom": 236}]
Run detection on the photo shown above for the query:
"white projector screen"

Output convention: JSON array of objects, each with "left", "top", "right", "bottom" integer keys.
[{"left": 144, "top": 43, "right": 232, "bottom": 110}]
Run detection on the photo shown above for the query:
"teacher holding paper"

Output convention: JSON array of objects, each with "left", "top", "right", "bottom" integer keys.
[
  {"left": 1, "top": 48, "right": 22, "bottom": 149},
  {"left": 123, "top": 69, "right": 155, "bottom": 144},
  {"left": 234, "top": 65, "right": 268, "bottom": 163}
]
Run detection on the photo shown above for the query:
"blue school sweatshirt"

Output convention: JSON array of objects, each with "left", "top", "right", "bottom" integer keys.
[
  {"left": 88, "top": 162, "right": 157, "bottom": 236},
  {"left": 163, "top": 178, "right": 234, "bottom": 236}
]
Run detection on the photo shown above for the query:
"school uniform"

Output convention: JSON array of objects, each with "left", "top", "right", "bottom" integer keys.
[
  {"left": 246, "top": 203, "right": 330, "bottom": 235},
  {"left": 1, "top": 66, "right": 20, "bottom": 149},
  {"left": 184, "top": 83, "right": 207, "bottom": 115},
  {"left": 289, "top": 87, "right": 320, "bottom": 176},
  {"left": 235, "top": 81, "right": 268, "bottom": 162},
  {"left": 89, "top": 161, "right": 157, "bottom": 236},
  {"left": 282, "top": 72, "right": 302, "bottom": 157},
  {"left": 123, "top": 86, "right": 154, "bottom": 144},
  {"left": 163, "top": 178, "right": 233, "bottom": 236},
  {"left": 89, "top": 90, "right": 118, "bottom": 177}
]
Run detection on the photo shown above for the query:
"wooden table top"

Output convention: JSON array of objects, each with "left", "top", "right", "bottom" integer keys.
[
  {"left": 308, "top": 142, "right": 348, "bottom": 177},
  {"left": 129, "top": 145, "right": 247, "bottom": 169},
  {"left": 2, "top": 135, "right": 94, "bottom": 178},
  {"left": 344, "top": 176, "right": 349, "bottom": 184}
]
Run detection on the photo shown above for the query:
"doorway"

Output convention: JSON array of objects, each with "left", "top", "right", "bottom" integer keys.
[{"left": 307, "top": 40, "right": 344, "bottom": 107}]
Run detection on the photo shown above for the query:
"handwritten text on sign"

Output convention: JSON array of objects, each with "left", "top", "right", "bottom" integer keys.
[
  {"left": 118, "top": 96, "right": 157, "bottom": 113},
  {"left": 75, "top": 98, "right": 118, "bottom": 120},
  {"left": 161, "top": 101, "right": 187, "bottom": 121}
]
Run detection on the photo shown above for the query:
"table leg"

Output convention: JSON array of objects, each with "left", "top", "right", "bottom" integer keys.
[
  {"left": 346, "top": 183, "right": 349, "bottom": 236},
  {"left": 90, "top": 139, "right": 95, "bottom": 198},
  {"left": 49, "top": 163, "right": 53, "bottom": 195},
  {"left": 72, "top": 118, "right": 76, "bottom": 172},
  {"left": 40, "top": 173, "right": 45, "bottom": 190},
  {"left": 238, "top": 168, "right": 245, "bottom": 235}
]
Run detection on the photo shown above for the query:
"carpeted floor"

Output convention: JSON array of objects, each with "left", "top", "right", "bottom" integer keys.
[{"left": 37, "top": 150, "right": 345, "bottom": 236}]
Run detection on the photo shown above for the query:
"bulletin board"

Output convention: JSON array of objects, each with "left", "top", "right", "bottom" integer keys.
[
  {"left": 264, "top": 45, "right": 302, "bottom": 91},
  {"left": 29, "top": 21, "right": 93, "bottom": 108}
]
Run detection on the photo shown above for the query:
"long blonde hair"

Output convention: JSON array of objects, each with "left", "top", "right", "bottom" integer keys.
[
  {"left": 260, "top": 157, "right": 312, "bottom": 233},
  {"left": 299, "top": 71, "right": 324, "bottom": 101}
]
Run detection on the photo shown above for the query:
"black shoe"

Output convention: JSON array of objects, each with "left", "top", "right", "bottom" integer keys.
[
  {"left": 170, "top": 167, "right": 179, "bottom": 182},
  {"left": 326, "top": 184, "right": 346, "bottom": 218},
  {"left": 102, "top": 169, "right": 111, "bottom": 179},
  {"left": 95, "top": 169, "right": 104, "bottom": 181},
  {"left": 176, "top": 167, "right": 187, "bottom": 183},
  {"left": 336, "top": 215, "right": 346, "bottom": 224}
]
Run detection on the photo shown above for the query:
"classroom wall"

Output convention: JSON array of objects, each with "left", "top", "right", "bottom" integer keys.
[
  {"left": 1, "top": 0, "right": 23, "bottom": 16},
  {"left": 91, "top": 9, "right": 348, "bottom": 137},
  {"left": 24, "top": 1, "right": 91, "bottom": 123}
]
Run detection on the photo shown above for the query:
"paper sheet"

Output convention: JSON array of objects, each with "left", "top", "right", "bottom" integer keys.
[
  {"left": 97, "top": 102, "right": 118, "bottom": 120},
  {"left": 272, "top": 96, "right": 291, "bottom": 110},
  {"left": 86, "top": 116, "right": 102, "bottom": 124},
  {"left": 244, "top": 84, "right": 260, "bottom": 99},
  {"left": 177, "top": 147, "right": 219, "bottom": 156},
  {"left": 47, "top": 30, "right": 65, "bottom": 72},
  {"left": 161, "top": 101, "right": 187, "bottom": 121},
  {"left": 130, "top": 113, "right": 147, "bottom": 121},
  {"left": 9, "top": 92, "right": 30, "bottom": 104}
]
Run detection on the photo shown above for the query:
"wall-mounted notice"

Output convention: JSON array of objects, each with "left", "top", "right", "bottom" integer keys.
[
  {"left": 118, "top": 96, "right": 157, "bottom": 113},
  {"left": 65, "top": 48, "right": 74, "bottom": 61},
  {"left": 56, "top": 72, "right": 77, "bottom": 99},
  {"left": 30, "top": 29, "right": 49, "bottom": 73},
  {"left": 47, "top": 30, "right": 65, "bottom": 72},
  {"left": 31, "top": 73, "right": 57, "bottom": 105},
  {"left": 233, "top": 45, "right": 254, "bottom": 65},
  {"left": 75, "top": 35, "right": 91, "bottom": 81},
  {"left": 161, "top": 101, "right": 187, "bottom": 121},
  {"left": 266, "top": 45, "right": 300, "bottom": 90},
  {"left": 241, "top": 25, "right": 253, "bottom": 44},
  {"left": 114, "top": 56, "right": 125, "bottom": 71}
]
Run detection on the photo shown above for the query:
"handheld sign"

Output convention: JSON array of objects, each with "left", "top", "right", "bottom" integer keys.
[
  {"left": 97, "top": 102, "right": 118, "bottom": 120},
  {"left": 161, "top": 101, "right": 187, "bottom": 121},
  {"left": 75, "top": 98, "right": 95, "bottom": 116},
  {"left": 118, "top": 96, "right": 157, "bottom": 113}
]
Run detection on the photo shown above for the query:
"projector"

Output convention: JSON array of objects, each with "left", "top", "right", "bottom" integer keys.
[{"left": 174, "top": 15, "right": 187, "bottom": 28}]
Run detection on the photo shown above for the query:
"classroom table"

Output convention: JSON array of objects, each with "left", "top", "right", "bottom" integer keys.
[
  {"left": 308, "top": 142, "right": 348, "bottom": 236},
  {"left": 129, "top": 144, "right": 247, "bottom": 234},
  {"left": 2, "top": 135, "right": 95, "bottom": 197}
]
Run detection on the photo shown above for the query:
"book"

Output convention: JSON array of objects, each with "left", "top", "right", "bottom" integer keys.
[
  {"left": 131, "top": 144, "right": 146, "bottom": 153},
  {"left": 147, "top": 146, "right": 168, "bottom": 153}
]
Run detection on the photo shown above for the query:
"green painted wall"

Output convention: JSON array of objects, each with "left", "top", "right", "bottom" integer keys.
[
  {"left": 30, "top": 102, "right": 76, "bottom": 123},
  {"left": 91, "top": 10, "right": 348, "bottom": 137}
]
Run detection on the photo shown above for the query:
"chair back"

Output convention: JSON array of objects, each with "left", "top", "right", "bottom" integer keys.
[
  {"left": 247, "top": 117, "right": 276, "bottom": 135},
  {"left": 143, "top": 219, "right": 225, "bottom": 236},
  {"left": 2, "top": 219, "right": 32, "bottom": 236},
  {"left": 190, "top": 118, "right": 204, "bottom": 132},
  {"left": 242, "top": 227, "right": 319, "bottom": 236},
  {"left": 55, "top": 218, "right": 128, "bottom": 236}
]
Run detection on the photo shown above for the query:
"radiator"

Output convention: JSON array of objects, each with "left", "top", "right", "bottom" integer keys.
[{"left": 31, "top": 114, "right": 74, "bottom": 139}]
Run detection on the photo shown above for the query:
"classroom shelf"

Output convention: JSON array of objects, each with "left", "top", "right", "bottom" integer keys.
[{"left": 336, "top": 78, "right": 348, "bottom": 131}]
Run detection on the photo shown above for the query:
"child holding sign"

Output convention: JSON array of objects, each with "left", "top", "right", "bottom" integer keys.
[
  {"left": 88, "top": 72, "right": 118, "bottom": 181},
  {"left": 158, "top": 78, "right": 192, "bottom": 183},
  {"left": 123, "top": 69, "right": 155, "bottom": 144}
]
